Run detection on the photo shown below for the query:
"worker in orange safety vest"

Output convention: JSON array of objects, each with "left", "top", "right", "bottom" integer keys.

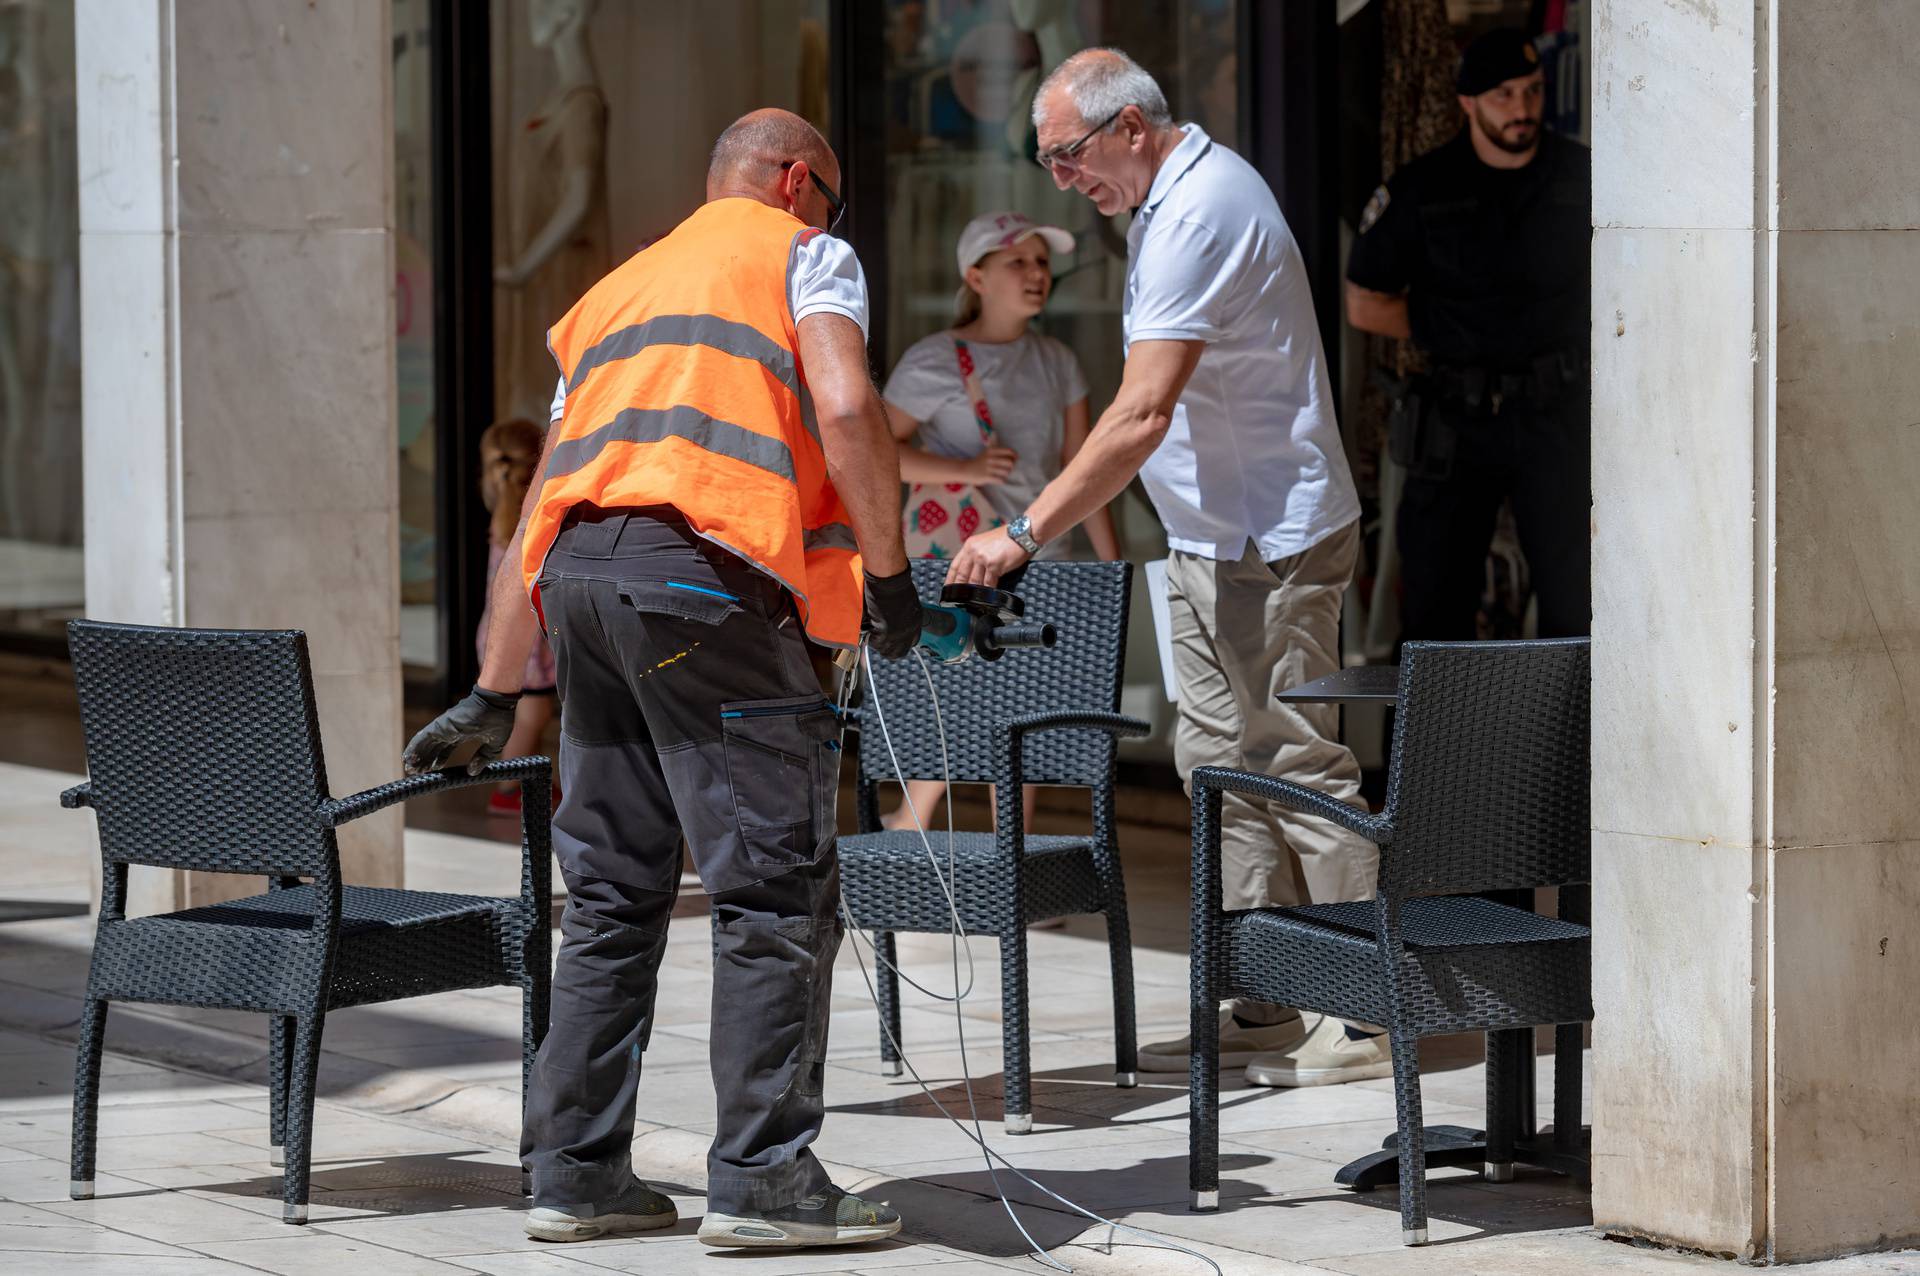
[{"left": 404, "top": 109, "right": 919, "bottom": 1249}]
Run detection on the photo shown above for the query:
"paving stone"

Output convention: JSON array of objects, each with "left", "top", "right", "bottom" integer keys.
[
  {"left": 190, "top": 1230, "right": 489, "bottom": 1273},
  {"left": 0, "top": 1253, "right": 260, "bottom": 1274},
  {"left": 0, "top": 1153, "right": 151, "bottom": 1203},
  {"left": 35, "top": 1186, "right": 297, "bottom": 1244}
]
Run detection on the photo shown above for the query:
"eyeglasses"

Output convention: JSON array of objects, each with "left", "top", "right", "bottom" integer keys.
[
  {"left": 1034, "top": 107, "right": 1124, "bottom": 174},
  {"left": 781, "top": 161, "right": 845, "bottom": 233}
]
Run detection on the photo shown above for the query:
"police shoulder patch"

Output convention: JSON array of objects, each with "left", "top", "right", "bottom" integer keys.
[{"left": 1359, "top": 185, "right": 1390, "bottom": 234}]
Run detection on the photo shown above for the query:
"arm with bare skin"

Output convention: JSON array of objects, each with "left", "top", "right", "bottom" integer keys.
[
  {"left": 1058, "top": 395, "right": 1121, "bottom": 560},
  {"left": 945, "top": 339, "right": 1203, "bottom": 587},
  {"left": 403, "top": 422, "right": 564, "bottom": 773},
  {"left": 798, "top": 314, "right": 907, "bottom": 576},
  {"left": 882, "top": 400, "right": 1019, "bottom": 487},
  {"left": 1344, "top": 281, "right": 1412, "bottom": 340}
]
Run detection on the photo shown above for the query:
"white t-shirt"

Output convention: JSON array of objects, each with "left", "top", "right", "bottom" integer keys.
[
  {"left": 882, "top": 330, "right": 1089, "bottom": 543},
  {"left": 549, "top": 232, "right": 869, "bottom": 422},
  {"left": 1125, "top": 124, "right": 1360, "bottom": 561}
]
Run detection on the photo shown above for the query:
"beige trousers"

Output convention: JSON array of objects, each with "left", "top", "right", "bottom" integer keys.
[{"left": 1166, "top": 520, "right": 1377, "bottom": 912}]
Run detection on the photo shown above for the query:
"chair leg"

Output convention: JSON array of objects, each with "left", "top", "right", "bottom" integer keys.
[
  {"left": 1000, "top": 926, "right": 1032, "bottom": 1134},
  {"left": 1102, "top": 902, "right": 1138, "bottom": 1087},
  {"left": 1554, "top": 1022, "right": 1585, "bottom": 1181},
  {"left": 68, "top": 997, "right": 108, "bottom": 1199},
  {"left": 875, "top": 931, "right": 903, "bottom": 1077},
  {"left": 1188, "top": 964, "right": 1221, "bottom": 1211},
  {"left": 268, "top": 1015, "right": 293, "bottom": 1168},
  {"left": 1387, "top": 1030, "right": 1429, "bottom": 1245},
  {"left": 279, "top": 1013, "right": 324, "bottom": 1224},
  {"left": 1483, "top": 1027, "right": 1524, "bottom": 1183}
]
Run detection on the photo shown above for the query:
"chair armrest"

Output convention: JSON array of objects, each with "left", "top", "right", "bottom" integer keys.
[
  {"left": 1002, "top": 710, "right": 1152, "bottom": 743},
  {"left": 317, "top": 757, "right": 552, "bottom": 828},
  {"left": 988, "top": 712, "right": 1151, "bottom": 862},
  {"left": 995, "top": 710, "right": 1149, "bottom": 800},
  {"left": 59, "top": 782, "right": 93, "bottom": 809},
  {"left": 1191, "top": 765, "right": 1390, "bottom": 845}
]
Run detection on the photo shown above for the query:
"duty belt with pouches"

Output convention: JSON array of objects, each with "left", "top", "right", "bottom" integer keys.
[{"left": 1426, "top": 348, "right": 1586, "bottom": 415}]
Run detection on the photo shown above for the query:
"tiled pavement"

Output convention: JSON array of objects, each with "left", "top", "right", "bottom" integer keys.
[{"left": 3, "top": 761, "right": 1916, "bottom": 1275}]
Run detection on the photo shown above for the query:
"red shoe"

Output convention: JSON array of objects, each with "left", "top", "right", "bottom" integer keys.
[{"left": 488, "top": 784, "right": 560, "bottom": 817}]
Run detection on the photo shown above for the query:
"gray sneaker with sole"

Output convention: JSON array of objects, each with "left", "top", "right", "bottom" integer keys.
[
  {"left": 698, "top": 1185, "right": 902, "bottom": 1248},
  {"left": 524, "top": 1177, "right": 679, "bottom": 1243}
]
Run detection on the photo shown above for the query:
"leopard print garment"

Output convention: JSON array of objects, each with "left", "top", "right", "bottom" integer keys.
[{"left": 1357, "top": 0, "right": 1461, "bottom": 489}]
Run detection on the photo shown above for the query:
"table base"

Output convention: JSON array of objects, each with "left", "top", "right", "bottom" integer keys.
[{"left": 1335, "top": 1123, "right": 1592, "bottom": 1191}]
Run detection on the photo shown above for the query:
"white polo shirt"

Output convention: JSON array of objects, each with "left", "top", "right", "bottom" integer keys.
[{"left": 1125, "top": 124, "right": 1360, "bottom": 561}]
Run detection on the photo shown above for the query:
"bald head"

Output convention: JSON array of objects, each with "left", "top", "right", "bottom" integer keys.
[{"left": 707, "top": 109, "right": 838, "bottom": 201}]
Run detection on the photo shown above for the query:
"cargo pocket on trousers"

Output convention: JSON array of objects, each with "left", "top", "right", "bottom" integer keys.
[
  {"left": 616, "top": 579, "right": 744, "bottom": 625},
  {"left": 720, "top": 696, "right": 842, "bottom": 874}
]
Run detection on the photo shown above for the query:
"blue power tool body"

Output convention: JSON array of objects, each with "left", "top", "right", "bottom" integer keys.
[{"left": 915, "top": 584, "right": 1057, "bottom": 664}]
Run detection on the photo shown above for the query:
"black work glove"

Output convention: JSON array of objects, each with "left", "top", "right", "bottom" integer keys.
[
  {"left": 402, "top": 686, "right": 521, "bottom": 776},
  {"left": 862, "top": 568, "right": 924, "bottom": 661}
]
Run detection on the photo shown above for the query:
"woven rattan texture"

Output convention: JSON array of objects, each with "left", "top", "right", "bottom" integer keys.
[
  {"left": 85, "top": 886, "right": 533, "bottom": 1013},
  {"left": 1281, "top": 896, "right": 1589, "bottom": 949},
  {"left": 1187, "top": 639, "right": 1593, "bottom": 1241},
  {"left": 844, "top": 561, "right": 1142, "bottom": 1125},
  {"left": 857, "top": 560, "right": 1131, "bottom": 786},
  {"left": 838, "top": 832, "right": 1102, "bottom": 931},
  {"left": 1227, "top": 904, "right": 1592, "bottom": 1036},
  {"left": 1383, "top": 639, "right": 1590, "bottom": 897},
  {"left": 68, "top": 621, "right": 336, "bottom": 875},
  {"left": 64, "top": 622, "right": 553, "bottom": 1222}
]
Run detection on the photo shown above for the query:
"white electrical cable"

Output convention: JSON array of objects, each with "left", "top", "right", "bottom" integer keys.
[{"left": 834, "top": 642, "right": 1225, "bottom": 1276}]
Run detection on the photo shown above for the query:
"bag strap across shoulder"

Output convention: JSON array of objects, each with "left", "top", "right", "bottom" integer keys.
[{"left": 952, "top": 337, "right": 996, "bottom": 446}]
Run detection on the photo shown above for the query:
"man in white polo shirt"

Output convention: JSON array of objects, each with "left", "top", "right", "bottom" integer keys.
[{"left": 947, "top": 48, "right": 1386, "bottom": 1089}]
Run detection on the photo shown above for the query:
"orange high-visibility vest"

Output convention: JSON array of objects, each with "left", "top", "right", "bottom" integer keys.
[{"left": 523, "top": 198, "right": 863, "bottom": 646}]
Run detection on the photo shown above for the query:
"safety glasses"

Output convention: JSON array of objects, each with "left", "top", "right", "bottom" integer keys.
[
  {"left": 781, "top": 161, "right": 845, "bottom": 233},
  {"left": 1034, "top": 107, "right": 1123, "bottom": 175}
]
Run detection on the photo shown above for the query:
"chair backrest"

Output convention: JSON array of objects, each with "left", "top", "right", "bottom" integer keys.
[
  {"left": 66, "top": 620, "right": 338, "bottom": 877},
  {"left": 1381, "top": 638, "right": 1589, "bottom": 899},
  {"left": 856, "top": 559, "right": 1131, "bottom": 787}
]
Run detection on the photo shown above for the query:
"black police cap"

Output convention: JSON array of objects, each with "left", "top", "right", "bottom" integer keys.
[{"left": 1455, "top": 28, "right": 1542, "bottom": 97}]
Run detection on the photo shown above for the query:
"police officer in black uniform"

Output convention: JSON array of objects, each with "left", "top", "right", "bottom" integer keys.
[{"left": 1345, "top": 27, "right": 1591, "bottom": 640}]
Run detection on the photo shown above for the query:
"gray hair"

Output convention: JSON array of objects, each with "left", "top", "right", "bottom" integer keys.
[{"left": 1032, "top": 48, "right": 1173, "bottom": 134}]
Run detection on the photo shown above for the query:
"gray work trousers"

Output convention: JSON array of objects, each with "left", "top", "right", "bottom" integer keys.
[{"left": 520, "top": 507, "right": 844, "bottom": 1215}]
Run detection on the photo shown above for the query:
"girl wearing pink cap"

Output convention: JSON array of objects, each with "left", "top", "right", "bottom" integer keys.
[{"left": 880, "top": 211, "right": 1121, "bottom": 833}]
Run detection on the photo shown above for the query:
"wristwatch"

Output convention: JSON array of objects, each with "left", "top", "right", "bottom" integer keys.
[{"left": 1006, "top": 513, "right": 1041, "bottom": 556}]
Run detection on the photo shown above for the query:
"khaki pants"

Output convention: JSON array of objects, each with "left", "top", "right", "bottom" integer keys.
[{"left": 1166, "top": 520, "right": 1377, "bottom": 912}]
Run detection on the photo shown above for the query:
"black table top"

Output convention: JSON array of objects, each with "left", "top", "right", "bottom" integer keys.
[{"left": 1276, "top": 665, "right": 1400, "bottom": 705}]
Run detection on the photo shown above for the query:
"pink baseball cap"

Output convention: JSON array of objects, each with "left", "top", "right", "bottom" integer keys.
[{"left": 954, "top": 211, "right": 1075, "bottom": 278}]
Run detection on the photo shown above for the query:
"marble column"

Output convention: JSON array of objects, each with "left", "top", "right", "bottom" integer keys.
[
  {"left": 1592, "top": 0, "right": 1920, "bottom": 1261},
  {"left": 75, "top": 0, "right": 401, "bottom": 911}
]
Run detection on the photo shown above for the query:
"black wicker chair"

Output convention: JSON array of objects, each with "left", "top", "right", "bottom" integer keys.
[
  {"left": 840, "top": 559, "right": 1148, "bottom": 1134},
  {"left": 59, "top": 620, "right": 552, "bottom": 1223},
  {"left": 1187, "top": 638, "right": 1591, "bottom": 1245}
]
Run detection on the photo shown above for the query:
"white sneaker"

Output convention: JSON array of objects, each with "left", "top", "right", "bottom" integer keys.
[
  {"left": 1137, "top": 1008, "right": 1309, "bottom": 1072},
  {"left": 1244, "top": 1014, "right": 1394, "bottom": 1087}
]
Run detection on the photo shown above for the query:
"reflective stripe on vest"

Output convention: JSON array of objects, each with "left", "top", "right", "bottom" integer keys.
[{"left": 523, "top": 198, "right": 863, "bottom": 647}]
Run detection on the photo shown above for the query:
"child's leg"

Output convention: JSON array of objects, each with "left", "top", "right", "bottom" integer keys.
[
  {"left": 992, "top": 785, "right": 1066, "bottom": 928},
  {"left": 883, "top": 780, "right": 949, "bottom": 831},
  {"left": 982, "top": 784, "right": 1041, "bottom": 833}
]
